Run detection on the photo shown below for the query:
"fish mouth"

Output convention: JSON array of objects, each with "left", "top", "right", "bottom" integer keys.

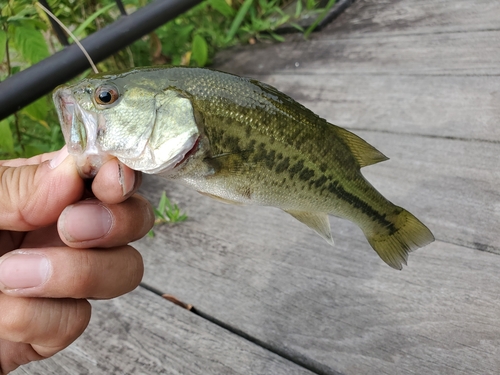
[
  {"left": 54, "top": 87, "right": 114, "bottom": 178},
  {"left": 54, "top": 88, "right": 76, "bottom": 147}
]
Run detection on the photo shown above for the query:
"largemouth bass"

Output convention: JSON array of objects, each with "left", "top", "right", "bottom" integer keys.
[{"left": 53, "top": 66, "right": 434, "bottom": 269}]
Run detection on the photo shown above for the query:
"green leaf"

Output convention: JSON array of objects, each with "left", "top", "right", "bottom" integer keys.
[
  {"left": 209, "top": 0, "right": 235, "bottom": 17},
  {"left": 8, "top": 16, "right": 47, "bottom": 30},
  {"left": 158, "top": 192, "right": 168, "bottom": 215},
  {"left": 295, "top": 0, "right": 303, "bottom": 18},
  {"left": 13, "top": 25, "right": 49, "bottom": 64},
  {"left": 0, "top": 119, "right": 14, "bottom": 155},
  {"left": 289, "top": 22, "right": 304, "bottom": 32},
  {"left": 191, "top": 34, "right": 208, "bottom": 67},
  {"left": 269, "top": 32, "right": 285, "bottom": 42},
  {"left": 23, "top": 144, "right": 44, "bottom": 158},
  {"left": 226, "top": 0, "right": 254, "bottom": 42},
  {"left": 153, "top": 192, "right": 188, "bottom": 225},
  {"left": 304, "top": 0, "right": 336, "bottom": 38},
  {"left": 22, "top": 97, "right": 48, "bottom": 124},
  {"left": 7, "top": 6, "right": 36, "bottom": 21},
  {"left": 0, "top": 29, "right": 6, "bottom": 63},
  {"left": 72, "top": 3, "right": 115, "bottom": 39}
]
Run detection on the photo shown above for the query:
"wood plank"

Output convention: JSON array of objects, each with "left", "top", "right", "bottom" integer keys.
[
  {"left": 15, "top": 0, "right": 497, "bottom": 374},
  {"left": 12, "top": 287, "right": 315, "bottom": 375},
  {"left": 133, "top": 123, "right": 499, "bottom": 373},
  {"left": 322, "top": 0, "right": 500, "bottom": 37},
  {"left": 217, "top": 30, "right": 500, "bottom": 77},
  {"left": 245, "top": 74, "right": 500, "bottom": 141},
  {"left": 129, "top": 0, "right": 500, "bottom": 374},
  {"left": 355, "top": 131, "right": 500, "bottom": 254},
  {"left": 213, "top": 0, "right": 500, "bottom": 141},
  {"left": 133, "top": 174, "right": 500, "bottom": 374}
]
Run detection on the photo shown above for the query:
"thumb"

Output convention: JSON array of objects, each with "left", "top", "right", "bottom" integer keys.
[{"left": 0, "top": 148, "right": 84, "bottom": 232}]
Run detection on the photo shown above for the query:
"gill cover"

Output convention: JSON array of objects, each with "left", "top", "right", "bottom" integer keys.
[{"left": 119, "top": 90, "right": 199, "bottom": 174}]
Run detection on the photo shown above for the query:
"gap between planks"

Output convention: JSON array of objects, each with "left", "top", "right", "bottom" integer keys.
[
  {"left": 138, "top": 282, "right": 343, "bottom": 375},
  {"left": 245, "top": 71, "right": 500, "bottom": 78},
  {"left": 346, "top": 127, "right": 500, "bottom": 147},
  {"left": 316, "top": 27, "right": 500, "bottom": 39}
]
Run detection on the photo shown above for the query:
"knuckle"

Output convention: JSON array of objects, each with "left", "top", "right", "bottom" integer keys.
[
  {"left": 51, "top": 299, "right": 91, "bottom": 348},
  {"left": 123, "top": 247, "right": 144, "bottom": 291},
  {"left": 0, "top": 297, "right": 90, "bottom": 349},
  {"left": 100, "top": 246, "right": 143, "bottom": 298},
  {"left": 68, "top": 252, "right": 98, "bottom": 298},
  {"left": 0, "top": 298, "right": 32, "bottom": 341}
]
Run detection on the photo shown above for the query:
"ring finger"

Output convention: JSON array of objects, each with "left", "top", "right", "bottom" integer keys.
[{"left": 0, "top": 245, "right": 143, "bottom": 299}]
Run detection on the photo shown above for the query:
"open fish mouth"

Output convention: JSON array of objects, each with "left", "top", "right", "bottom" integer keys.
[
  {"left": 53, "top": 88, "right": 76, "bottom": 148},
  {"left": 53, "top": 87, "right": 114, "bottom": 178}
]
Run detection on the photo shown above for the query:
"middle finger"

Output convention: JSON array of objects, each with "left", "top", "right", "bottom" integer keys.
[
  {"left": 57, "top": 194, "right": 154, "bottom": 249},
  {"left": 0, "top": 245, "right": 143, "bottom": 299}
]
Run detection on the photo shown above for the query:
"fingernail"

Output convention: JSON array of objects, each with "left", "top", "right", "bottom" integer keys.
[
  {"left": 60, "top": 201, "right": 113, "bottom": 242},
  {"left": 118, "top": 162, "right": 135, "bottom": 196},
  {"left": 49, "top": 146, "right": 69, "bottom": 169},
  {"left": 0, "top": 253, "right": 50, "bottom": 290}
]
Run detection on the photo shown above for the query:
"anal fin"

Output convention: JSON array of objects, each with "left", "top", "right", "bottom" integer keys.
[{"left": 284, "top": 210, "right": 334, "bottom": 246}]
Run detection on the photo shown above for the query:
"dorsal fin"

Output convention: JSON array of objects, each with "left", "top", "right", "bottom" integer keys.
[{"left": 335, "top": 127, "right": 389, "bottom": 168}]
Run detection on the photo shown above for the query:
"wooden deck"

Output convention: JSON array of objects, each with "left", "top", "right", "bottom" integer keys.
[{"left": 14, "top": 0, "right": 500, "bottom": 374}]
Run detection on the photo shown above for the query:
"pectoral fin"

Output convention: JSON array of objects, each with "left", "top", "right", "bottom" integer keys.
[{"left": 284, "top": 210, "right": 334, "bottom": 246}]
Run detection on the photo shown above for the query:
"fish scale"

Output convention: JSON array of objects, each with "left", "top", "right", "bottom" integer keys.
[{"left": 53, "top": 66, "right": 434, "bottom": 269}]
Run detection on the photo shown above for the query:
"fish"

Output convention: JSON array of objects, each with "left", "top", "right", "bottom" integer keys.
[{"left": 53, "top": 66, "right": 434, "bottom": 269}]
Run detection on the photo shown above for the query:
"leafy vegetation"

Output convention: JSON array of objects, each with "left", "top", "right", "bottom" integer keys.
[
  {"left": 0, "top": 0, "right": 335, "bottom": 159},
  {"left": 148, "top": 192, "right": 188, "bottom": 237}
]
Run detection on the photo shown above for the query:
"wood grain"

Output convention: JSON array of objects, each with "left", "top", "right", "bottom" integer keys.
[
  {"left": 12, "top": 287, "right": 315, "bottom": 375},
  {"left": 250, "top": 74, "right": 500, "bottom": 142},
  {"left": 14, "top": 0, "right": 500, "bottom": 374},
  {"left": 134, "top": 173, "right": 500, "bottom": 375},
  {"left": 130, "top": 0, "right": 500, "bottom": 374},
  {"left": 322, "top": 0, "right": 500, "bottom": 36},
  {"left": 214, "top": 0, "right": 500, "bottom": 142}
]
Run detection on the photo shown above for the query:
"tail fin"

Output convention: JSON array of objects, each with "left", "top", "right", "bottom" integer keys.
[{"left": 365, "top": 209, "right": 434, "bottom": 270}]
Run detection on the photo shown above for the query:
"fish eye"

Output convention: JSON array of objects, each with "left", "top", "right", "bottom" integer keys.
[{"left": 95, "top": 85, "right": 120, "bottom": 106}]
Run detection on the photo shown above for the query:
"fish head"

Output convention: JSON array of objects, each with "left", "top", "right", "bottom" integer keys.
[{"left": 53, "top": 71, "right": 200, "bottom": 178}]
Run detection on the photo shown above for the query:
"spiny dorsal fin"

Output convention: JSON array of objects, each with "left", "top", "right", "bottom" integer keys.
[
  {"left": 284, "top": 210, "right": 334, "bottom": 246},
  {"left": 335, "top": 127, "right": 389, "bottom": 168}
]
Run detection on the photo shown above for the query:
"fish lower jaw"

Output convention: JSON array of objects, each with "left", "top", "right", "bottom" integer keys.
[{"left": 74, "top": 153, "right": 115, "bottom": 179}]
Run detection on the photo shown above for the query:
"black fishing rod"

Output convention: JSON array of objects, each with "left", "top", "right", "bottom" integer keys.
[{"left": 0, "top": 0, "right": 204, "bottom": 120}]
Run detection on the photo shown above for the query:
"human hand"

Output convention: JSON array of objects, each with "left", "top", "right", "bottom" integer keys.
[{"left": 0, "top": 147, "right": 154, "bottom": 374}]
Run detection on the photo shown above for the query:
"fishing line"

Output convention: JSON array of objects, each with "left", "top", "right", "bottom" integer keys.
[{"left": 36, "top": 2, "right": 100, "bottom": 74}]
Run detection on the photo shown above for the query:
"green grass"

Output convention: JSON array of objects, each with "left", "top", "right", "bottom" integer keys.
[{"left": 148, "top": 192, "right": 188, "bottom": 237}]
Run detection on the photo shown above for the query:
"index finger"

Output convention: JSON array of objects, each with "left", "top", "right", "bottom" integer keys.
[
  {"left": 0, "top": 149, "right": 62, "bottom": 167},
  {"left": 0, "top": 148, "right": 83, "bottom": 231},
  {"left": 91, "top": 159, "right": 142, "bottom": 204}
]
